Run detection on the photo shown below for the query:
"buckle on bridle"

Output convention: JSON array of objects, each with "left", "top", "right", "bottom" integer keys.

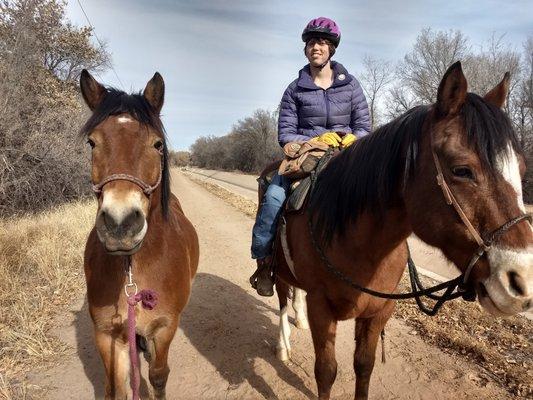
[{"left": 458, "top": 285, "right": 477, "bottom": 302}]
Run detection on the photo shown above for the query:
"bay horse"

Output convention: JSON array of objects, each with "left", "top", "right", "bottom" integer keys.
[
  {"left": 80, "top": 70, "right": 199, "bottom": 399},
  {"left": 266, "top": 62, "right": 532, "bottom": 399}
]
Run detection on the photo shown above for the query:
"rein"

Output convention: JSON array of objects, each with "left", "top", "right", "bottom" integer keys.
[
  {"left": 124, "top": 256, "right": 158, "bottom": 400},
  {"left": 307, "top": 140, "right": 531, "bottom": 316}
]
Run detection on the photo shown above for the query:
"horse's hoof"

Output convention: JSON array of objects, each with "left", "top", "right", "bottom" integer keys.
[
  {"left": 295, "top": 319, "right": 310, "bottom": 330},
  {"left": 277, "top": 347, "right": 291, "bottom": 362}
]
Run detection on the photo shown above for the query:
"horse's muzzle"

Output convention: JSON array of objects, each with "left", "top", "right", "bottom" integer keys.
[
  {"left": 477, "top": 246, "right": 533, "bottom": 316},
  {"left": 95, "top": 206, "right": 148, "bottom": 255}
]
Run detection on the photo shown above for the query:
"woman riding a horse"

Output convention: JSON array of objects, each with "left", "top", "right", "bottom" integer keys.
[{"left": 250, "top": 17, "right": 371, "bottom": 296}]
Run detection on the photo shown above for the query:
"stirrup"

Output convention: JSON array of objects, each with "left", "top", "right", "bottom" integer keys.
[{"left": 249, "top": 258, "right": 274, "bottom": 296}]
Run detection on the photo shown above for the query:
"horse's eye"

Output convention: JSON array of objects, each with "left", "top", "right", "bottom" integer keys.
[
  {"left": 154, "top": 140, "right": 164, "bottom": 153},
  {"left": 452, "top": 166, "right": 475, "bottom": 180},
  {"left": 87, "top": 139, "right": 95, "bottom": 149}
]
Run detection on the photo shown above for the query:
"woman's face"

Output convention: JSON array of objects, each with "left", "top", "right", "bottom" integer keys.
[{"left": 305, "top": 38, "right": 330, "bottom": 67}]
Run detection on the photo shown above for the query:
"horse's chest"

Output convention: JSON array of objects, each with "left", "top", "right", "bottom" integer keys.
[{"left": 90, "top": 299, "right": 170, "bottom": 339}]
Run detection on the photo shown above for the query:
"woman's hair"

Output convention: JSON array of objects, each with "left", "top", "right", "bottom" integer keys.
[{"left": 303, "top": 38, "right": 336, "bottom": 59}]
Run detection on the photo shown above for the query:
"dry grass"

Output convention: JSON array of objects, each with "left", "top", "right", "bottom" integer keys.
[
  {"left": 183, "top": 171, "right": 533, "bottom": 399},
  {"left": 395, "top": 277, "right": 532, "bottom": 398},
  {"left": 0, "top": 199, "right": 95, "bottom": 399}
]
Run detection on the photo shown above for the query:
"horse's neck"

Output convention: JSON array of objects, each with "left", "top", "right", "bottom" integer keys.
[{"left": 337, "top": 207, "right": 412, "bottom": 262}]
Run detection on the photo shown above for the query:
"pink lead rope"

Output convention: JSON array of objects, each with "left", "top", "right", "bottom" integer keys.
[{"left": 125, "top": 257, "right": 158, "bottom": 400}]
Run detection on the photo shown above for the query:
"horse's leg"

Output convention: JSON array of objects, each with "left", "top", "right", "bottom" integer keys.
[
  {"left": 276, "top": 280, "right": 292, "bottom": 361},
  {"left": 292, "top": 288, "right": 309, "bottom": 330},
  {"left": 148, "top": 325, "right": 177, "bottom": 400},
  {"left": 94, "top": 329, "right": 130, "bottom": 400},
  {"left": 307, "top": 291, "right": 338, "bottom": 400},
  {"left": 353, "top": 301, "right": 395, "bottom": 400}
]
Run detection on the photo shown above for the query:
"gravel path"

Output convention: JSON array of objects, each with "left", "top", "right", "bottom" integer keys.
[{"left": 31, "top": 171, "right": 513, "bottom": 399}]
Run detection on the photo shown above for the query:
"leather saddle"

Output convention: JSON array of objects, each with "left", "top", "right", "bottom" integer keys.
[{"left": 257, "top": 148, "right": 336, "bottom": 214}]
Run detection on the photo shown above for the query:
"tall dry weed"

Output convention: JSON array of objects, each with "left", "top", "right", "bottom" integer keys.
[{"left": 0, "top": 199, "right": 95, "bottom": 399}]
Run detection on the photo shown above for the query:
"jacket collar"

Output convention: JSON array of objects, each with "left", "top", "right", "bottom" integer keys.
[{"left": 297, "top": 61, "right": 353, "bottom": 90}]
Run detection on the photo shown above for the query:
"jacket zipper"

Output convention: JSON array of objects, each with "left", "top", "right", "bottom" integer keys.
[{"left": 324, "top": 89, "right": 330, "bottom": 128}]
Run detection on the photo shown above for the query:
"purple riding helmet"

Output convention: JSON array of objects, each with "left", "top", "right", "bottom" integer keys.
[{"left": 301, "top": 17, "right": 341, "bottom": 47}]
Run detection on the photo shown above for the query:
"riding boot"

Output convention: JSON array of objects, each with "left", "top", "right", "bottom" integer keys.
[{"left": 249, "top": 256, "right": 274, "bottom": 297}]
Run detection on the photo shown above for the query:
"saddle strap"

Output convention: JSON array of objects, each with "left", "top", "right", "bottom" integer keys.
[{"left": 280, "top": 217, "right": 298, "bottom": 280}]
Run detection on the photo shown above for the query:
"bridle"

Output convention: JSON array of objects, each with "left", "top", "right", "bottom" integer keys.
[
  {"left": 430, "top": 133, "right": 531, "bottom": 288},
  {"left": 307, "top": 131, "right": 531, "bottom": 315}
]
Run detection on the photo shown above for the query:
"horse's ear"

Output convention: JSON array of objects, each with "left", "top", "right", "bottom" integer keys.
[
  {"left": 80, "top": 69, "right": 106, "bottom": 111},
  {"left": 484, "top": 72, "right": 510, "bottom": 109},
  {"left": 143, "top": 72, "right": 165, "bottom": 114},
  {"left": 436, "top": 61, "right": 467, "bottom": 117}
]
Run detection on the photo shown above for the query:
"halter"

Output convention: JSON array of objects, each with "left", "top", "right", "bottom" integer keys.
[{"left": 92, "top": 158, "right": 163, "bottom": 196}]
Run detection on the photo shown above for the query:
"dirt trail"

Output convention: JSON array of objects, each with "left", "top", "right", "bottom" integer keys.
[{"left": 31, "top": 171, "right": 512, "bottom": 399}]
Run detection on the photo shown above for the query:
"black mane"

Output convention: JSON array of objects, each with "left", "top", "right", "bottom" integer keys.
[
  {"left": 309, "top": 93, "right": 522, "bottom": 245},
  {"left": 80, "top": 88, "right": 171, "bottom": 218}
]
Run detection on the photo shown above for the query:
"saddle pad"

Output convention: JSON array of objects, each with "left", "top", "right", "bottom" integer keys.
[
  {"left": 285, "top": 147, "right": 337, "bottom": 213},
  {"left": 286, "top": 176, "right": 312, "bottom": 212}
]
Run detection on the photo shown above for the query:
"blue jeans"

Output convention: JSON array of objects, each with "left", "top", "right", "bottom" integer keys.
[{"left": 251, "top": 172, "right": 290, "bottom": 260}]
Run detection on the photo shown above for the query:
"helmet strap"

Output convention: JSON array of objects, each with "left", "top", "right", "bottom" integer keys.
[{"left": 318, "top": 57, "right": 331, "bottom": 69}]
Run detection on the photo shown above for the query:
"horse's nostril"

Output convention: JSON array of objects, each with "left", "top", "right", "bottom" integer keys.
[
  {"left": 122, "top": 209, "right": 144, "bottom": 234},
  {"left": 508, "top": 271, "right": 527, "bottom": 297},
  {"left": 101, "top": 210, "right": 115, "bottom": 229}
]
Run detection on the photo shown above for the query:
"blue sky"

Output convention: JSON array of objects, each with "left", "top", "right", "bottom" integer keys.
[{"left": 65, "top": 0, "right": 533, "bottom": 150}]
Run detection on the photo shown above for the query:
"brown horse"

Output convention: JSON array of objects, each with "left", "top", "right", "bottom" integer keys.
[
  {"left": 266, "top": 62, "right": 532, "bottom": 399},
  {"left": 80, "top": 70, "right": 199, "bottom": 399}
]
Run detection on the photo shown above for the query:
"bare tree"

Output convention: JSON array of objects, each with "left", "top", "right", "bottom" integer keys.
[
  {"left": 397, "top": 28, "right": 470, "bottom": 103},
  {"left": 384, "top": 28, "right": 532, "bottom": 201},
  {"left": 0, "top": 0, "right": 110, "bottom": 216},
  {"left": 384, "top": 84, "right": 420, "bottom": 119},
  {"left": 511, "top": 37, "right": 533, "bottom": 147},
  {"left": 385, "top": 29, "right": 470, "bottom": 119},
  {"left": 190, "top": 109, "right": 282, "bottom": 173},
  {"left": 168, "top": 151, "right": 191, "bottom": 167},
  {"left": 525, "top": 37, "right": 533, "bottom": 109},
  {"left": 512, "top": 36, "right": 533, "bottom": 201},
  {"left": 464, "top": 33, "right": 521, "bottom": 122},
  {"left": 1, "top": 0, "right": 109, "bottom": 82},
  {"left": 358, "top": 55, "right": 394, "bottom": 128}
]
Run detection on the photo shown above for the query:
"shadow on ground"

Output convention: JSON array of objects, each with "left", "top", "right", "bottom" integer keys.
[
  {"left": 72, "top": 273, "right": 314, "bottom": 399},
  {"left": 179, "top": 272, "right": 315, "bottom": 399}
]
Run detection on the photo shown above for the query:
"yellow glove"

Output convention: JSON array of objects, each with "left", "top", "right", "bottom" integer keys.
[
  {"left": 311, "top": 132, "right": 342, "bottom": 147},
  {"left": 341, "top": 133, "right": 357, "bottom": 148}
]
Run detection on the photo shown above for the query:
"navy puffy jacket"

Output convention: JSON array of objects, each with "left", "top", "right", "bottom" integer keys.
[{"left": 278, "top": 61, "right": 371, "bottom": 146}]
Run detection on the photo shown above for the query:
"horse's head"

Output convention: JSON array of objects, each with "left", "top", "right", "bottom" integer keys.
[
  {"left": 80, "top": 70, "right": 169, "bottom": 255},
  {"left": 407, "top": 62, "right": 532, "bottom": 316}
]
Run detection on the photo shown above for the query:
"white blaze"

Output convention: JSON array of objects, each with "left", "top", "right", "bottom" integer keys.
[
  {"left": 496, "top": 146, "right": 526, "bottom": 212},
  {"left": 117, "top": 115, "right": 134, "bottom": 124}
]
